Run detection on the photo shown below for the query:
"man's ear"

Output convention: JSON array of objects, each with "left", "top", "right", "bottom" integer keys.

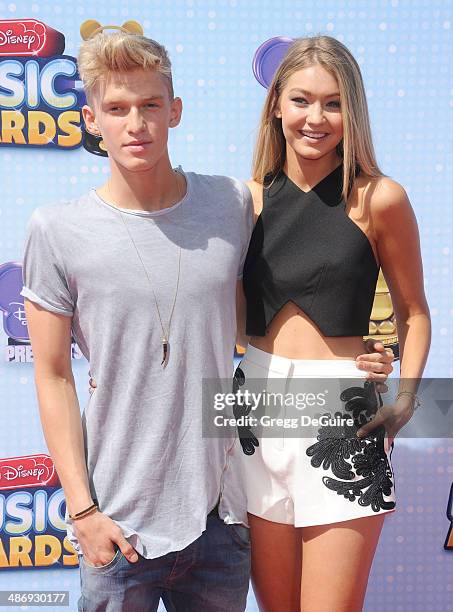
[
  {"left": 169, "top": 96, "right": 183, "bottom": 128},
  {"left": 82, "top": 104, "right": 101, "bottom": 136}
]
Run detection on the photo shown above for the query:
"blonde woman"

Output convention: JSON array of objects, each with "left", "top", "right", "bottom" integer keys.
[{"left": 234, "top": 36, "right": 431, "bottom": 611}]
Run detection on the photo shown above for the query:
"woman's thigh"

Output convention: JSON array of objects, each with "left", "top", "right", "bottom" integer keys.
[
  {"left": 300, "top": 514, "right": 386, "bottom": 612},
  {"left": 248, "top": 512, "right": 302, "bottom": 612}
]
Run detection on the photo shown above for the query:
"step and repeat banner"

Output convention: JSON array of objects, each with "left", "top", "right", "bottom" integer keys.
[{"left": 0, "top": 1, "right": 452, "bottom": 611}]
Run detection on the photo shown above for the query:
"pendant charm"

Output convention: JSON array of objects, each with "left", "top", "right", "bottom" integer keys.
[{"left": 161, "top": 338, "right": 169, "bottom": 367}]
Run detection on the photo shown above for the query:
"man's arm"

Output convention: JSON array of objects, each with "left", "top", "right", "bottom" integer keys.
[
  {"left": 25, "top": 300, "right": 92, "bottom": 513},
  {"left": 25, "top": 299, "right": 138, "bottom": 565}
]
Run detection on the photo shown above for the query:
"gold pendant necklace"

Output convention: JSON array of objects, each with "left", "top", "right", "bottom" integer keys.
[{"left": 106, "top": 172, "right": 184, "bottom": 367}]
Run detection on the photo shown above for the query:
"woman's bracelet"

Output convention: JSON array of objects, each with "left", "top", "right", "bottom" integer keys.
[
  {"left": 396, "top": 391, "right": 421, "bottom": 411},
  {"left": 69, "top": 501, "right": 98, "bottom": 521}
]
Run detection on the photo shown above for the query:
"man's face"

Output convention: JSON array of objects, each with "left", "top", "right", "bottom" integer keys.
[{"left": 83, "top": 68, "right": 182, "bottom": 173}]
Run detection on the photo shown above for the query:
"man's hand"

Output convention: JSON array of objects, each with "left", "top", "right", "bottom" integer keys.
[
  {"left": 73, "top": 509, "right": 138, "bottom": 567},
  {"left": 356, "top": 339, "right": 394, "bottom": 393}
]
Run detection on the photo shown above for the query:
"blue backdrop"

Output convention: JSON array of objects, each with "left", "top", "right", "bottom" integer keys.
[{"left": 0, "top": 1, "right": 452, "bottom": 610}]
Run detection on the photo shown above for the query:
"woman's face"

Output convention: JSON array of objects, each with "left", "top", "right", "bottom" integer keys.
[{"left": 276, "top": 63, "right": 344, "bottom": 163}]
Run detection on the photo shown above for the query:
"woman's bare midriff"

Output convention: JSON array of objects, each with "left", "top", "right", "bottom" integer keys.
[{"left": 249, "top": 301, "right": 368, "bottom": 360}]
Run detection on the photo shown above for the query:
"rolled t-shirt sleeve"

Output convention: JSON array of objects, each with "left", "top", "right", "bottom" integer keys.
[
  {"left": 20, "top": 208, "right": 74, "bottom": 316},
  {"left": 237, "top": 182, "right": 254, "bottom": 280}
]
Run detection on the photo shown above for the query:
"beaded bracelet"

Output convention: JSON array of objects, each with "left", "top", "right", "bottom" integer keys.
[
  {"left": 396, "top": 391, "right": 421, "bottom": 411},
  {"left": 69, "top": 501, "right": 98, "bottom": 521}
]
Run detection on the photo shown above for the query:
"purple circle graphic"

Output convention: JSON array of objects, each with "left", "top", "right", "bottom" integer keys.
[
  {"left": 252, "top": 36, "right": 295, "bottom": 89},
  {"left": 0, "top": 262, "right": 29, "bottom": 341}
]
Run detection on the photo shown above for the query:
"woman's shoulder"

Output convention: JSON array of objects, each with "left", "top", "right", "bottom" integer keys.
[
  {"left": 245, "top": 179, "right": 264, "bottom": 219},
  {"left": 356, "top": 174, "right": 407, "bottom": 207},
  {"left": 356, "top": 174, "right": 414, "bottom": 236},
  {"left": 245, "top": 179, "right": 263, "bottom": 199},
  {"left": 357, "top": 174, "right": 410, "bottom": 214}
]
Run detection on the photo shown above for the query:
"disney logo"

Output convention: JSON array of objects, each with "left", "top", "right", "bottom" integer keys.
[
  {"left": 10, "top": 302, "right": 27, "bottom": 325},
  {"left": 0, "top": 29, "right": 37, "bottom": 50},
  {"left": 0, "top": 464, "right": 46, "bottom": 482}
]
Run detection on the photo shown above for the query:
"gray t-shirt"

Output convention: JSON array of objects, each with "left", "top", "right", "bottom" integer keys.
[{"left": 21, "top": 169, "right": 254, "bottom": 559}]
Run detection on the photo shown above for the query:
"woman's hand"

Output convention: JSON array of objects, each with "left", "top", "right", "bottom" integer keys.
[
  {"left": 356, "top": 393, "right": 416, "bottom": 448},
  {"left": 88, "top": 371, "right": 97, "bottom": 395}
]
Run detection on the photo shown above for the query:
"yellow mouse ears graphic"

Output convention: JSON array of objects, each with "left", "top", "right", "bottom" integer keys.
[{"left": 80, "top": 19, "right": 144, "bottom": 40}]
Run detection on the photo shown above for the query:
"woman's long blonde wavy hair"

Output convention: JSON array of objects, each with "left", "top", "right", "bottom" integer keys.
[{"left": 252, "top": 35, "right": 382, "bottom": 201}]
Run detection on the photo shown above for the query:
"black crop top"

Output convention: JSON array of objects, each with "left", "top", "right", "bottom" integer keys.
[{"left": 243, "top": 164, "right": 380, "bottom": 337}]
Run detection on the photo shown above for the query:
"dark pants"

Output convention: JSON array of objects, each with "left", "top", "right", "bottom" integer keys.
[{"left": 78, "top": 513, "right": 251, "bottom": 612}]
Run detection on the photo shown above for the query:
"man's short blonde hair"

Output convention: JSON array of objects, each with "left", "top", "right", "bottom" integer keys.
[{"left": 77, "top": 31, "right": 174, "bottom": 103}]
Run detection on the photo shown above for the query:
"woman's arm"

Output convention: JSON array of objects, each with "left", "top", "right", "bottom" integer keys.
[
  {"left": 357, "top": 178, "right": 431, "bottom": 438},
  {"left": 236, "top": 280, "right": 249, "bottom": 350},
  {"left": 245, "top": 179, "right": 264, "bottom": 222},
  {"left": 374, "top": 178, "right": 431, "bottom": 378},
  {"left": 235, "top": 180, "right": 263, "bottom": 351}
]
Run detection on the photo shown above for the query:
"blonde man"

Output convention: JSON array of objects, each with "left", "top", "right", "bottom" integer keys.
[{"left": 22, "top": 30, "right": 253, "bottom": 612}]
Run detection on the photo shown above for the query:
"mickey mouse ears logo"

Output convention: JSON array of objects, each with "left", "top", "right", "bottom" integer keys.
[
  {"left": 0, "top": 262, "right": 28, "bottom": 341},
  {"left": 252, "top": 36, "right": 295, "bottom": 89},
  {"left": 80, "top": 19, "right": 144, "bottom": 40}
]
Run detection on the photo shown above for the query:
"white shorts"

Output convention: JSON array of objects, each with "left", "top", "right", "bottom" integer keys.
[{"left": 232, "top": 345, "right": 396, "bottom": 527}]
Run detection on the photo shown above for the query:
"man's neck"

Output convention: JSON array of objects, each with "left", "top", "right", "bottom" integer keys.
[{"left": 98, "top": 156, "right": 185, "bottom": 212}]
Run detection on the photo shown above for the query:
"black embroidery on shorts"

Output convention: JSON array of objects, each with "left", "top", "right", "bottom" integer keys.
[
  {"left": 233, "top": 365, "right": 259, "bottom": 456},
  {"left": 306, "top": 381, "right": 395, "bottom": 512}
]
